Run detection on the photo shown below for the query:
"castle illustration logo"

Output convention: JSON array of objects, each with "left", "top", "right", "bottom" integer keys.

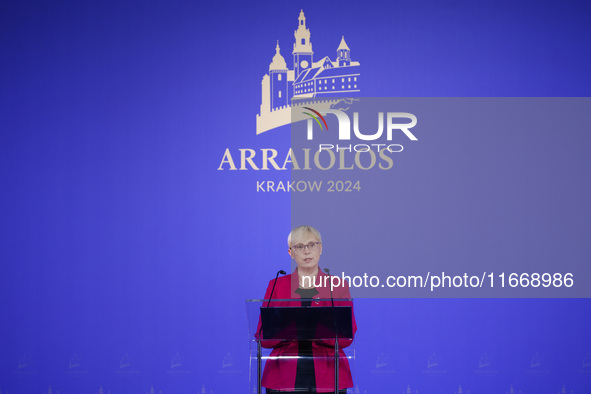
[{"left": 256, "top": 10, "right": 361, "bottom": 134}]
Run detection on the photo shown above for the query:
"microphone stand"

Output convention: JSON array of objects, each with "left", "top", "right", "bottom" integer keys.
[
  {"left": 257, "top": 270, "right": 286, "bottom": 394},
  {"left": 324, "top": 268, "right": 339, "bottom": 394}
]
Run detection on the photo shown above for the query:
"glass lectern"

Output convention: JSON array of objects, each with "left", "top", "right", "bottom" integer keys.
[{"left": 246, "top": 299, "right": 355, "bottom": 394}]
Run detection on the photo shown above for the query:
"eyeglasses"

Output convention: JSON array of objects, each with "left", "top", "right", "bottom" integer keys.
[{"left": 290, "top": 242, "right": 321, "bottom": 253}]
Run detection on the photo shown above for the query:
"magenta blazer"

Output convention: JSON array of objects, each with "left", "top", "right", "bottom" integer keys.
[{"left": 257, "top": 268, "right": 357, "bottom": 392}]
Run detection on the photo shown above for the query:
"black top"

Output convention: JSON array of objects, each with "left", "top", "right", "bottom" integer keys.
[
  {"left": 295, "top": 287, "right": 319, "bottom": 307},
  {"left": 294, "top": 287, "right": 319, "bottom": 390}
]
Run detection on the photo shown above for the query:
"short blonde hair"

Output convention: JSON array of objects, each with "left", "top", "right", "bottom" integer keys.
[{"left": 288, "top": 225, "right": 322, "bottom": 247}]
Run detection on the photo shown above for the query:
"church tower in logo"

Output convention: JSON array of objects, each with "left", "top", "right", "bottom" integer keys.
[
  {"left": 293, "top": 10, "right": 313, "bottom": 80},
  {"left": 269, "top": 42, "right": 289, "bottom": 111},
  {"left": 257, "top": 10, "right": 361, "bottom": 134},
  {"left": 337, "top": 37, "right": 351, "bottom": 67}
]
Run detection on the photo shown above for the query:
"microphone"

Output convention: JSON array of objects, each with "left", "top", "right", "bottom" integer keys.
[
  {"left": 323, "top": 268, "right": 335, "bottom": 308},
  {"left": 258, "top": 269, "right": 287, "bottom": 339},
  {"left": 267, "top": 270, "right": 287, "bottom": 307}
]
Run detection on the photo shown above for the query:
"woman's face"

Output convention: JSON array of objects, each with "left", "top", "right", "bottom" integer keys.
[{"left": 288, "top": 233, "right": 322, "bottom": 270}]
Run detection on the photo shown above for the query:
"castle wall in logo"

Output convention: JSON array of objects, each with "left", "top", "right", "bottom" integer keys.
[{"left": 256, "top": 10, "right": 361, "bottom": 134}]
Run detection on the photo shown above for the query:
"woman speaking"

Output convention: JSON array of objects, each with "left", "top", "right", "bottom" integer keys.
[{"left": 258, "top": 225, "right": 356, "bottom": 393}]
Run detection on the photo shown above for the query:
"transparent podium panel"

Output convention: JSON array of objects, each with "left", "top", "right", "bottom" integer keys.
[{"left": 246, "top": 299, "right": 356, "bottom": 394}]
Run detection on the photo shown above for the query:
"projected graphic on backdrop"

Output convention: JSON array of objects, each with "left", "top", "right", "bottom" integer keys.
[
  {"left": 2, "top": 2, "right": 591, "bottom": 394},
  {"left": 256, "top": 10, "right": 361, "bottom": 135}
]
